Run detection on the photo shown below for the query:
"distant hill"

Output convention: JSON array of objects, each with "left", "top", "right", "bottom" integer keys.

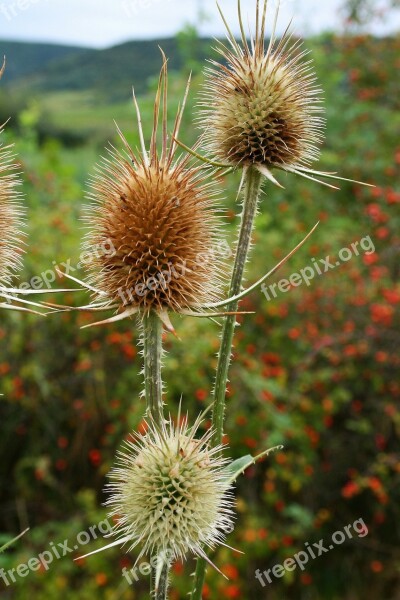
[
  {"left": 1, "top": 38, "right": 211, "bottom": 101},
  {"left": 0, "top": 40, "right": 89, "bottom": 83}
]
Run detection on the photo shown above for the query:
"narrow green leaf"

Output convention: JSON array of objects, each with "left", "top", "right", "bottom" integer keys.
[
  {"left": 224, "top": 446, "right": 284, "bottom": 484},
  {"left": 0, "top": 528, "right": 29, "bottom": 554}
]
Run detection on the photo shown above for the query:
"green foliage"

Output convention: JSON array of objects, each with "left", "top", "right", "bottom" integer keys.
[
  {"left": 176, "top": 10, "right": 212, "bottom": 76},
  {"left": 343, "top": 0, "right": 400, "bottom": 23}
]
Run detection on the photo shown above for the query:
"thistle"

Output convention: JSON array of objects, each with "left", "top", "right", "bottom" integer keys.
[
  {"left": 0, "top": 59, "right": 61, "bottom": 316},
  {"left": 103, "top": 413, "right": 235, "bottom": 576},
  {"left": 0, "top": 125, "right": 24, "bottom": 288},
  {"left": 0, "top": 60, "right": 24, "bottom": 284},
  {"left": 0, "top": 58, "right": 32, "bottom": 314},
  {"left": 77, "top": 58, "right": 228, "bottom": 331},
  {"left": 198, "top": 0, "right": 362, "bottom": 189}
]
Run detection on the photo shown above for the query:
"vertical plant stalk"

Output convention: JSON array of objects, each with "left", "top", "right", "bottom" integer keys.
[
  {"left": 142, "top": 309, "right": 169, "bottom": 599},
  {"left": 191, "top": 166, "right": 263, "bottom": 599},
  {"left": 212, "top": 166, "right": 263, "bottom": 445},
  {"left": 143, "top": 309, "right": 164, "bottom": 426},
  {"left": 154, "top": 562, "right": 170, "bottom": 600}
]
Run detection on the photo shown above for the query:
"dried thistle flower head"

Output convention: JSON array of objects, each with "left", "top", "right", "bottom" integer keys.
[
  {"left": 199, "top": 0, "right": 341, "bottom": 188},
  {"left": 82, "top": 58, "right": 226, "bottom": 329},
  {"left": 106, "top": 413, "right": 234, "bottom": 568},
  {"left": 0, "top": 59, "right": 25, "bottom": 288}
]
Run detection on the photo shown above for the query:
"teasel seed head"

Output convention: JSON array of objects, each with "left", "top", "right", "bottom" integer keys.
[
  {"left": 82, "top": 57, "right": 226, "bottom": 327},
  {"left": 106, "top": 413, "right": 235, "bottom": 567},
  {"left": 199, "top": 1, "right": 330, "bottom": 187},
  {"left": 0, "top": 58, "right": 25, "bottom": 287}
]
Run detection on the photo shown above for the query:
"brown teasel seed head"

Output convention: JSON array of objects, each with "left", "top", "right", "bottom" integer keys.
[
  {"left": 199, "top": 1, "right": 325, "bottom": 173},
  {"left": 83, "top": 60, "right": 226, "bottom": 315},
  {"left": 0, "top": 60, "right": 25, "bottom": 286}
]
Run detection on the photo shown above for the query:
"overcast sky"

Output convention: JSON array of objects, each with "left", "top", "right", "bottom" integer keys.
[{"left": 0, "top": 0, "right": 399, "bottom": 48}]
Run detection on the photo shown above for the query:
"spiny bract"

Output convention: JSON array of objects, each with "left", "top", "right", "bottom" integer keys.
[
  {"left": 106, "top": 415, "right": 235, "bottom": 565},
  {"left": 83, "top": 59, "right": 226, "bottom": 324}
]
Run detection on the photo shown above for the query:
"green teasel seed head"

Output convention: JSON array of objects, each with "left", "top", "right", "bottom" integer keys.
[
  {"left": 106, "top": 414, "right": 235, "bottom": 565},
  {"left": 199, "top": 1, "right": 325, "bottom": 176}
]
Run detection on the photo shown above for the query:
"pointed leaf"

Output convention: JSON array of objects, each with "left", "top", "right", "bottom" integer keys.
[
  {"left": 224, "top": 446, "right": 284, "bottom": 484},
  {"left": 0, "top": 528, "right": 29, "bottom": 554}
]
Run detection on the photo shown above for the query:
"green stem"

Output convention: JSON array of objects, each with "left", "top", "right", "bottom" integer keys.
[
  {"left": 212, "top": 166, "right": 263, "bottom": 445},
  {"left": 143, "top": 309, "right": 164, "bottom": 426},
  {"left": 190, "top": 558, "right": 207, "bottom": 600},
  {"left": 154, "top": 561, "right": 170, "bottom": 600},
  {"left": 190, "top": 166, "right": 263, "bottom": 599},
  {"left": 142, "top": 310, "right": 168, "bottom": 599}
]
